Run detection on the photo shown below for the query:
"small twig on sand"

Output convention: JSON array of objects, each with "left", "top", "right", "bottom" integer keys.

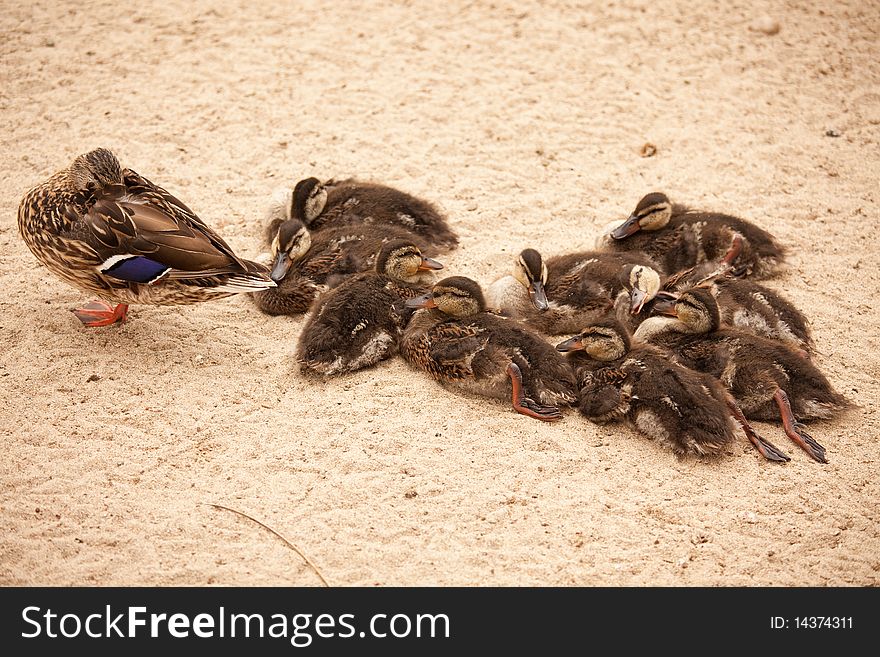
[{"left": 205, "top": 503, "right": 329, "bottom": 587}]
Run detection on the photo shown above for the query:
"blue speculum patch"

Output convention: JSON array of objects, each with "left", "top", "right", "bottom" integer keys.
[{"left": 102, "top": 255, "right": 169, "bottom": 283}]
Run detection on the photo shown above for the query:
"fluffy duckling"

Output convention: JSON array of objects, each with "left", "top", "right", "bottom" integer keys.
[
  {"left": 18, "top": 148, "right": 273, "bottom": 326},
  {"left": 296, "top": 240, "right": 443, "bottom": 375},
  {"left": 253, "top": 216, "right": 431, "bottom": 315},
  {"left": 634, "top": 287, "right": 849, "bottom": 463},
  {"left": 596, "top": 192, "right": 785, "bottom": 278},
  {"left": 401, "top": 276, "right": 577, "bottom": 421},
  {"left": 655, "top": 262, "right": 813, "bottom": 354},
  {"left": 556, "top": 319, "right": 789, "bottom": 460},
  {"left": 485, "top": 248, "right": 662, "bottom": 335},
  {"left": 283, "top": 177, "right": 459, "bottom": 249}
]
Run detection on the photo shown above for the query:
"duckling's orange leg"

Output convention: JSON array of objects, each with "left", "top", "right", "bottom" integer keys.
[
  {"left": 507, "top": 362, "right": 563, "bottom": 422},
  {"left": 726, "top": 400, "right": 790, "bottom": 462},
  {"left": 72, "top": 301, "right": 129, "bottom": 327},
  {"left": 773, "top": 389, "right": 827, "bottom": 463}
]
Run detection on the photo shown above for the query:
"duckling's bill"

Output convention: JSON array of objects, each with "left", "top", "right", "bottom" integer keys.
[
  {"left": 610, "top": 214, "right": 641, "bottom": 239},
  {"left": 555, "top": 336, "right": 583, "bottom": 353},
  {"left": 405, "top": 292, "right": 437, "bottom": 309}
]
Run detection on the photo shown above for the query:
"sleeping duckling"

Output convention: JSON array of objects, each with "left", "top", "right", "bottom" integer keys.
[
  {"left": 596, "top": 192, "right": 785, "bottom": 278},
  {"left": 634, "top": 287, "right": 850, "bottom": 463},
  {"left": 296, "top": 240, "right": 443, "bottom": 375},
  {"left": 401, "top": 276, "right": 577, "bottom": 421},
  {"left": 555, "top": 319, "right": 789, "bottom": 460},
  {"left": 285, "top": 177, "right": 459, "bottom": 249},
  {"left": 18, "top": 148, "right": 274, "bottom": 326},
  {"left": 485, "top": 248, "right": 662, "bottom": 335},
  {"left": 654, "top": 262, "right": 813, "bottom": 354},
  {"left": 253, "top": 215, "right": 431, "bottom": 315}
]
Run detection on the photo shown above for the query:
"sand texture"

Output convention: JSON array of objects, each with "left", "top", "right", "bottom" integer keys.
[{"left": 1, "top": 0, "right": 879, "bottom": 586}]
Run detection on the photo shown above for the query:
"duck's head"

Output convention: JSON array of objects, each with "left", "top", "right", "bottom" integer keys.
[
  {"left": 291, "top": 177, "right": 327, "bottom": 225},
  {"left": 510, "top": 248, "right": 549, "bottom": 311},
  {"left": 269, "top": 218, "right": 311, "bottom": 282},
  {"left": 376, "top": 239, "right": 444, "bottom": 284},
  {"left": 405, "top": 276, "right": 485, "bottom": 318},
  {"left": 68, "top": 148, "right": 123, "bottom": 193},
  {"left": 555, "top": 319, "right": 631, "bottom": 361},
  {"left": 662, "top": 287, "right": 720, "bottom": 334},
  {"left": 611, "top": 192, "right": 672, "bottom": 239},
  {"left": 618, "top": 263, "right": 662, "bottom": 314}
]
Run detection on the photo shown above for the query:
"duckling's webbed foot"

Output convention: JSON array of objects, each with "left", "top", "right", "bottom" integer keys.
[
  {"left": 72, "top": 301, "right": 129, "bottom": 327},
  {"left": 726, "top": 400, "right": 790, "bottom": 462},
  {"left": 721, "top": 233, "right": 744, "bottom": 268},
  {"left": 773, "top": 389, "right": 828, "bottom": 463},
  {"left": 506, "top": 362, "right": 563, "bottom": 422}
]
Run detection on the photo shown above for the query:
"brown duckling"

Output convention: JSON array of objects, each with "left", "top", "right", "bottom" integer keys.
[
  {"left": 654, "top": 262, "right": 813, "bottom": 354},
  {"left": 253, "top": 216, "right": 430, "bottom": 315},
  {"left": 485, "top": 248, "right": 662, "bottom": 335},
  {"left": 596, "top": 192, "right": 785, "bottom": 278},
  {"left": 296, "top": 240, "right": 443, "bottom": 375},
  {"left": 401, "top": 276, "right": 577, "bottom": 421},
  {"left": 555, "top": 318, "right": 789, "bottom": 460},
  {"left": 634, "top": 287, "right": 850, "bottom": 463},
  {"left": 285, "top": 177, "right": 459, "bottom": 249}
]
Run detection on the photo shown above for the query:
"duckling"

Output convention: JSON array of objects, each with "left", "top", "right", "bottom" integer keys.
[
  {"left": 252, "top": 215, "right": 432, "bottom": 316},
  {"left": 653, "top": 262, "right": 813, "bottom": 354},
  {"left": 555, "top": 319, "right": 789, "bottom": 460},
  {"left": 485, "top": 248, "right": 662, "bottom": 335},
  {"left": 296, "top": 240, "right": 443, "bottom": 375},
  {"left": 596, "top": 192, "right": 785, "bottom": 278},
  {"left": 401, "top": 276, "right": 577, "bottom": 421},
  {"left": 285, "top": 177, "right": 459, "bottom": 249},
  {"left": 634, "top": 287, "right": 850, "bottom": 462},
  {"left": 18, "top": 148, "right": 274, "bottom": 326}
]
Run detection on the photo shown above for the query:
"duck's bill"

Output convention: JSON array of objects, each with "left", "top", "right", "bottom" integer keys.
[
  {"left": 529, "top": 281, "right": 549, "bottom": 311},
  {"left": 404, "top": 292, "right": 438, "bottom": 309},
  {"left": 653, "top": 298, "right": 677, "bottom": 316},
  {"left": 630, "top": 287, "right": 649, "bottom": 314},
  {"left": 418, "top": 257, "right": 444, "bottom": 271},
  {"left": 555, "top": 336, "right": 583, "bottom": 353},
  {"left": 270, "top": 252, "right": 293, "bottom": 282},
  {"left": 610, "top": 215, "right": 641, "bottom": 240}
]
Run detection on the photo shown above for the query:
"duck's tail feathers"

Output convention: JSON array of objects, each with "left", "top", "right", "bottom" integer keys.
[{"left": 214, "top": 267, "right": 276, "bottom": 293}]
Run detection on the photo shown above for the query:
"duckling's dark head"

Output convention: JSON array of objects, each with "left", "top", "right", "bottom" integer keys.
[
  {"left": 618, "top": 263, "right": 662, "bottom": 314},
  {"left": 291, "top": 177, "right": 327, "bottom": 225},
  {"left": 376, "top": 239, "right": 443, "bottom": 284},
  {"left": 611, "top": 192, "right": 672, "bottom": 239},
  {"left": 68, "top": 148, "right": 123, "bottom": 193},
  {"left": 556, "top": 319, "right": 631, "bottom": 360},
  {"left": 405, "top": 276, "right": 485, "bottom": 318},
  {"left": 269, "top": 218, "right": 311, "bottom": 282},
  {"left": 512, "top": 248, "right": 549, "bottom": 311},
  {"left": 672, "top": 287, "right": 720, "bottom": 334}
]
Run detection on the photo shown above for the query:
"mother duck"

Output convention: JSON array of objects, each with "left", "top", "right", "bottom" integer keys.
[{"left": 18, "top": 148, "right": 273, "bottom": 326}]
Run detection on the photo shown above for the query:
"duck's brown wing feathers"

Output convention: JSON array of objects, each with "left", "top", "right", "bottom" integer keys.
[{"left": 82, "top": 171, "right": 266, "bottom": 279}]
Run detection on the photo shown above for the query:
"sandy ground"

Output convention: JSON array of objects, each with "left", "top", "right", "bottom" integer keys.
[{"left": 1, "top": 0, "right": 878, "bottom": 587}]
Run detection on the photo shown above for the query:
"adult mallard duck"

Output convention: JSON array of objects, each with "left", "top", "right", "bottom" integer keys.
[
  {"left": 296, "top": 239, "right": 443, "bottom": 375},
  {"left": 556, "top": 318, "right": 789, "bottom": 461},
  {"left": 485, "top": 248, "right": 663, "bottom": 335},
  {"left": 252, "top": 209, "right": 434, "bottom": 315},
  {"left": 18, "top": 148, "right": 273, "bottom": 326},
  {"left": 284, "top": 177, "right": 459, "bottom": 249},
  {"left": 634, "top": 287, "right": 850, "bottom": 463},
  {"left": 596, "top": 192, "right": 785, "bottom": 278},
  {"left": 401, "top": 276, "right": 577, "bottom": 421}
]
